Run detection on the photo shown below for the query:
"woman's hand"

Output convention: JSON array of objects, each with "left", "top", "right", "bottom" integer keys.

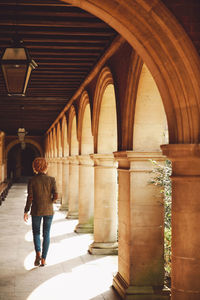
[{"left": 24, "top": 213, "right": 29, "bottom": 222}]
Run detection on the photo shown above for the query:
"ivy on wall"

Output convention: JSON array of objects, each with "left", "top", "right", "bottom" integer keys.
[{"left": 149, "top": 159, "right": 172, "bottom": 281}]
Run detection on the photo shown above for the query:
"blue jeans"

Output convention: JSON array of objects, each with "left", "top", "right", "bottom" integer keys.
[{"left": 31, "top": 215, "right": 53, "bottom": 259}]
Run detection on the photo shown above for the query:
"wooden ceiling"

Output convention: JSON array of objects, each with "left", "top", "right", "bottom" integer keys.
[{"left": 0, "top": 0, "right": 117, "bottom": 136}]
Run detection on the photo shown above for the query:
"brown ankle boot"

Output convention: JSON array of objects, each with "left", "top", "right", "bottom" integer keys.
[
  {"left": 40, "top": 258, "right": 46, "bottom": 267},
  {"left": 34, "top": 251, "right": 41, "bottom": 266}
]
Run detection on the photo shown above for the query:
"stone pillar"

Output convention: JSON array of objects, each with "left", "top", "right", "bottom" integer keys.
[
  {"left": 60, "top": 157, "right": 69, "bottom": 211},
  {"left": 113, "top": 151, "right": 170, "bottom": 300},
  {"left": 161, "top": 144, "right": 200, "bottom": 300},
  {"left": 56, "top": 159, "right": 63, "bottom": 202},
  {"left": 89, "top": 154, "right": 118, "bottom": 255},
  {"left": 67, "top": 156, "right": 79, "bottom": 219},
  {"left": 75, "top": 155, "right": 94, "bottom": 233}
]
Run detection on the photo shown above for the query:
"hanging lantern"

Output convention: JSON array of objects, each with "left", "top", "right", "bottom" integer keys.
[
  {"left": 17, "top": 127, "right": 27, "bottom": 142},
  {"left": 0, "top": 40, "right": 37, "bottom": 96}
]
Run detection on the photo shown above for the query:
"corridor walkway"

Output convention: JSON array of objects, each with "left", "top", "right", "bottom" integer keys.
[{"left": 0, "top": 183, "right": 120, "bottom": 300}]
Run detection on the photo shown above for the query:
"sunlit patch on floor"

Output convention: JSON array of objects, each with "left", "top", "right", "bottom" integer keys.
[{"left": 27, "top": 258, "right": 117, "bottom": 300}]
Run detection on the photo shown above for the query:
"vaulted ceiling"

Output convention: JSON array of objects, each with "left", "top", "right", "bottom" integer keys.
[{"left": 0, "top": 0, "right": 117, "bottom": 136}]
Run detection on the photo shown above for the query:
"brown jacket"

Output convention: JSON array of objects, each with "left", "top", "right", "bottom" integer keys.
[{"left": 24, "top": 173, "right": 58, "bottom": 216}]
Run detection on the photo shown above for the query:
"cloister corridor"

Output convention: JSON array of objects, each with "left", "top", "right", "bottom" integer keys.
[
  {"left": 0, "top": 1, "right": 200, "bottom": 299},
  {"left": 0, "top": 183, "right": 120, "bottom": 300}
]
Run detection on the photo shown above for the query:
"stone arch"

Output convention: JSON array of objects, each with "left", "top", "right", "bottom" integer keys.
[
  {"left": 5, "top": 138, "right": 43, "bottom": 158},
  {"left": 61, "top": 115, "right": 69, "bottom": 157},
  {"left": 133, "top": 63, "right": 168, "bottom": 151},
  {"left": 6, "top": 140, "right": 41, "bottom": 179},
  {"left": 78, "top": 91, "right": 93, "bottom": 155},
  {"left": 92, "top": 66, "right": 117, "bottom": 153},
  {"left": 56, "top": 122, "right": 62, "bottom": 158},
  {"left": 63, "top": 0, "right": 200, "bottom": 144},
  {"left": 68, "top": 105, "right": 78, "bottom": 156}
]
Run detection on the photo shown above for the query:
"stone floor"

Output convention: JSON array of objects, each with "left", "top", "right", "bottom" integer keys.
[{"left": 0, "top": 183, "right": 121, "bottom": 300}]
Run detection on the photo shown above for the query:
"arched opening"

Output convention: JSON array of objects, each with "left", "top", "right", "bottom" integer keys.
[
  {"left": 57, "top": 122, "right": 62, "bottom": 158},
  {"left": 81, "top": 103, "right": 93, "bottom": 155},
  {"left": 133, "top": 64, "right": 168, "bottom": 151},
  {"left": 70, "top": 115, "right": 78, "bottom": 156},
  {"left": 61, "top": 115, "right": 69, "bottom": 157},
  {"left": 97, "top": 84, "right": 117, "bottom": 153},
  {"left": 7, "top": 143, "right": 40, "bottom": 181}
]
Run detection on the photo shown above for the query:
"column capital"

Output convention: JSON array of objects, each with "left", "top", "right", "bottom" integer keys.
[
  {"left": 161, "top": 144, "right": 200, "bottom": 176},
  {"left": 114, "top": 151, "right": 166, "bottom": 169},
  {"left": 61, "top": 157, "right": 69, "bottom": 164},
  {"left": 161, "top": 143, "right": 200, "bottom": 159},
  {"left": 68, "top": 155, "right": 79, "bottom": 165},
  {"left": 57, "top": 157, "right": 63, "bottom": 164},
  {"left": 90, "top": 153, "right": 117, "bottom": 167},
  {"left": 49, "top": 158, "right": 57, "bottom": 163},
  {"left": 78, "top": 155, "right": 94, "bottom": 166}
]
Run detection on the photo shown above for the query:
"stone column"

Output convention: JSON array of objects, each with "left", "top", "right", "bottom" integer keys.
[
  {"left": 161, "top": 144, "right": 200, "bottom": 300},
  {"left": 75, "top": 155, "right": 94, "bottom": 233},
  {"left": 113, "top": 151, "right": 170, "bottom": 300},
  {"left": 56, "top": 158, "right": 63, "bottom": 202},
  {"left": 67, "top": 156, "right": 79, "bottom": 219},
  {"left": 60, "top": 157, "right": 69, "bottom": 211},
  {"left": 89, "top": 154, "right": 118, "bottom": 255}
]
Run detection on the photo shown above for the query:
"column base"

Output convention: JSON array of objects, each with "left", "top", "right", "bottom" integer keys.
[
  {"left": 66, "top": 211, "right": 78, "bottom": 219},
  {"left": 88, "top": 241, "right": 118, "bottom": 255},
  {"left": 113, "top": 273, "right": 170, "bottom": 300},
  {"left": 75, "top": 223, "right": 93, "bottom": 233},
  {"left": 59, "top": 204, "right": 68, "bottom": 211}
]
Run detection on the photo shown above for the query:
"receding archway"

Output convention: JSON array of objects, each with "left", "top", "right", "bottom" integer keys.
[{"left": 7, "top": 143, "right": 40, "bottom": 180}]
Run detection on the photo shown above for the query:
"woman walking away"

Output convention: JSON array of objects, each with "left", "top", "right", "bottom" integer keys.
[{"left": 24, "top": 157, "right": 58, "bottom": 267}]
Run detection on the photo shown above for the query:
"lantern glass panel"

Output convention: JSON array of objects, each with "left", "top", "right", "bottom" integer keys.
[
  {"left": 2, "top": 63, "right": 27, "bottom": 94},
  {"left": 2, "top": 48, "right": 27, "bottom": 60}
]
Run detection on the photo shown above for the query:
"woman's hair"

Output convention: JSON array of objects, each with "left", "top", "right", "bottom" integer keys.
[{"left": 32, "top": 157, "right": 48, "bottom": 174}]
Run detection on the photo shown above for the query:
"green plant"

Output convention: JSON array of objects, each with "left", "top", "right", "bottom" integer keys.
[{"left": 149, "top": 159, "right": 172, "bottom": 280}]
